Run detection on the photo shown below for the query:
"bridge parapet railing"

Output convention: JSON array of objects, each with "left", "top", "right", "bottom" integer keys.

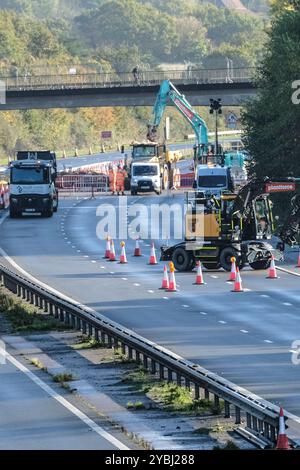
[{"left": 0, "top": 67, "right": 256, "bottom": 91}]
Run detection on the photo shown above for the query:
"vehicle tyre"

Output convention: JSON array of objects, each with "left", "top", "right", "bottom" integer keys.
[
  {"left": 172, "top": 247, "right": 193, "bottom": 272},
  {"left": 43, "top": 205, "right": 53, "bottom": 218},
  {"left": 131, "top": 190, "right": 137, "bottom": 196},
  {"left": 9, "top": 208, "right": 19, "bottom": 218},
  {"left": 53, "top": 193, "right": 58, "bottom": 212},
  {"left": 220, "top": 247, "right": 239, "bottom": 271},
  {"left": 202, "top": 262, "right": 221, "bottom": 270},
  {"left": 249, "top": 260, "right": 271, "bottom": 270}
]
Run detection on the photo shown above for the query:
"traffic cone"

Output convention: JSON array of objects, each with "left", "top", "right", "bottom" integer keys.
[
  {"left": 134, "top": 238, "right": 142, "bottom": 257},
  {"left": 119, "top": 241, "right": 127, "bottom": 264},
  {"left": 109, "top": 240, "right": 116, "bottom": 261},
  {"left": 295, "top": 248, "right": 300, "bottom": 268},
  {"left": 160, "top": 265, "right": 169, "bottom": 289},
  {"left": 194, "top": 261, "right": 204, "bottom": 285},
  {"left": 228, "top": 256, "right": 237, "bottom": 282},
  {"left": 267, "top": 255, "right": 278, "bottom": 279},
  {"left": 276, "top": 408, "right": 291, "bottom": 450},
  {"left": 148, "top": 242, "right": 158, "bottom": 265},
  {"left": 232, "top": 267, "right": 243, "bottom": 292},
  {"left": 104, "top": 237, "right": 110, "bottom": 259},
  {"left": 168, "top": 262, "right": 177, "bottom": 292}
]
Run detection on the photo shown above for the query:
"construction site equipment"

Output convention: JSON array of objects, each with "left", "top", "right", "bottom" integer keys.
[{"left": 161, "top": 178, "right": 300, "bottom": 272}]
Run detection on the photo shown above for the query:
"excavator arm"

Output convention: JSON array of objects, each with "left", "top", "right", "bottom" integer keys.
[{"left": 147, "top": 80, "right": 208, "bottom": 154}]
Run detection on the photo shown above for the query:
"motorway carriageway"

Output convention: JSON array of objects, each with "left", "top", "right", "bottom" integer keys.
[{"left": 1, "top": 194, "right": 300, "bottom": 439}]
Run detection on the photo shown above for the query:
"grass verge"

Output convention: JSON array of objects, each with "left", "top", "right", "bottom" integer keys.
[
  {"left": 72, "top": 336, "right": 105, "bottom": 350},
  {"left": 53, "top": 372, "right": 75, "bottom": 383},
  {"left": 30, "top": 357, "right": 47, "bottom": 371},
  {"left": 0, "top": 288, "right": 71, "bottom": 332}
]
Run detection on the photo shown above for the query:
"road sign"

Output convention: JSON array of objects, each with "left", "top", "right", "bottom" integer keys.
[
  {"left": 265, "top": 182, "right": 296, "bottom": 193},
  {"left": 226, "top": 112, "right": 238, "bottom": 129},
  {"left": 101, "top": 131, "right": 112, "bottom": 139}
]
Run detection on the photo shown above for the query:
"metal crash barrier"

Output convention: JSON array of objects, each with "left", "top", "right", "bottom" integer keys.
[{"left": 56, "top": 174, "right": 109, "bottom": 195}]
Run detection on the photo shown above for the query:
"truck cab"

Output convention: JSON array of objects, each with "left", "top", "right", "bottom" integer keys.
[{"left": 9, "top": 152, "right": 58, "bottom": 218}]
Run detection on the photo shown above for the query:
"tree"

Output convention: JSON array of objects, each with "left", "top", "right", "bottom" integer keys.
[{"left": 242, "top": 4, "right": 300, "bottom": 177}]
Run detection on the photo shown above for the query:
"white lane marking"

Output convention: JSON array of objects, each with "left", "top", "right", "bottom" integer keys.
[
  {"left": 84, "top": 255, "right": 89, "bottom": 258},
  {"left": 100, "top": 266, "right": 105, "bottom": 269},
  {"left": 283, "top": 302, "right": 293, "bottom": 306},
  {"left": 182, "top": 304, "right": 189, "bottom": 308},
  {"left": 72, "top": 246, "right": 76, "bottom": 249},
  {"left": 210, "top": 275, "right": 218, "bottom": 279},
  {"left": 240, "top": 329, "right": 248, "bottom": 334},
  {"left": 243, "top": 288, "right": 251, "bottom": 292},
  {"left": 200, "top": 312, "right": 207, "bottom": 315},
  {"left": 0, "top": 346, "right": 129, "bottom": 450},
  {"left": 64, "top": 237, "right": 68, "bottom": 240},
  {"left": 77, "top": 250, "right": 81, "bottom": 253},
  {"left": 218, "top": 320, "right": 226, "bottom": 324},
  {"left": 122, "top": 277, "right": 128, "bottom": 281},
  {"left": 134, "top": 283, "right": 140, "bottom": 287},
  {"left": 264, "top": 339, "right": 273, "bottom": 344},
  {"left": 148, "top": 290, "right": 154, "bottom": 294},
  {"left": 67, "top": 241, "right": 71, "bottom": 244},
  {"left": 110, "top": 272, "right": 115, "bottom": 274},
  {"left": 261, "top": 294, "right": 270, "bottom": 298},
  {"left": 91, "top": 260, "right": 97, "bottom": 264},
  {"left": 163, "top": 297, "right": 169, "bottom": 300}
]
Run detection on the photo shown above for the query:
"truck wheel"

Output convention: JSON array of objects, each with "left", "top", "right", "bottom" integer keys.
[
  {"left": 249, "top": 260, "right": 271, "bottom": 270},
  {"left": 53, "top": 193, "right": 58, "bottom": 212},
  {"left": 43, "top": 206, "right": 53, "bottom": 218},
  {"left": 220, "top": 247, "right": 239, "bottom": 271},
  {"left": 202, "top": 262, "right": 221, "bottom": 270},
  {"left": 131, "top": 190, "right": 137, "bottom": 196},
  {"left": 172, "top": 247, "right": 193, "bottom": 272},
  {"left": 9, "top": 208, "right": 19, "bottom": 218}
]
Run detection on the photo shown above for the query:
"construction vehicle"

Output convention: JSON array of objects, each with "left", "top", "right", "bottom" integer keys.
[
  {"left": 9, "top": 150, "right": 58, "bottom": 218},
  {"left": 160, "top": 178, "right": 300, "bottom": 272},
  {"left": 146, "top": 80, "right": 246, "bottom": 195}
]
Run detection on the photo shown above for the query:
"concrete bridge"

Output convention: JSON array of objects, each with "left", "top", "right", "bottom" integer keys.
[{"left": 0, "top": 67, "right": 256, "bottom": 110}]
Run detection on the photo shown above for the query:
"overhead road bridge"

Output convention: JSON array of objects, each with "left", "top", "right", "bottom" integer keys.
[{"left": 0, "top": 67, "right": 256, "bottom": 110}]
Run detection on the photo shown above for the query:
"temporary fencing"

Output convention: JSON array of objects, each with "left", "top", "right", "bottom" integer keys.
[{"left": 56, "top": 174, "right": 109, "bottom": 195}]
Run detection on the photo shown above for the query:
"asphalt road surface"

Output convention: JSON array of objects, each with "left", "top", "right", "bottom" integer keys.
[
  {"left": 0, "top": 353, "right": 128, "bottom": 450},
  {"left": 1, "top": 194, "right": 300, "bottom": 438}
]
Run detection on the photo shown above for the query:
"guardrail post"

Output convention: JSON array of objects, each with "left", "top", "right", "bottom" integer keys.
[
  {"left": 44, "top": 300, "right": 48, "bottom": 313},
  {"left": 26, "top": 290, "right": 30, "bottom": 302},
  {"left": 176, "top": 373, "right": 181, "bottom": 386},
  {"left": 185, "top": 378, "right": 190, "bottom": 390},
  {"left": 49, "top": 304, "right": 53, "bottom": 316},
  {"left": 101, "top": 331, "right": 106, "bottom": 344},
  {"left": 30, "top": 292, "right": 34, "bottom": 304},
  {"left": 107, "top": 335, "right": 112, "bottom": 348},
  {"left": 224, "top": 401, "right": 231, "bottom": 418},
  {"left": 235, "top": 406, "right": 241, "bottom": 424},
  {"left": 54, "top": 306, "right": 59, "bottom": 318},
  {"left": 159, "top": 364, "right": 164, "bottom": 380},
  {"left": 143, "top": 354, "right": 148, "bottom": 369},
  {"left": 252, "top": 416, "right": 258, "bottom": 432},
  {"left": 94, "top": 329, "right": 99, "bottom": 341},
  {"left": 214, "top": 395, "right": 220, "bottom": 410},
  {"left": 263, "top": 422, "right": 270, "bottom": 440},
  {"left": 194, "top": 384, "right": 200, "bottom": 400},
  {"left": 128, "top": 346, "right": 133, "bottom": 360},
  {"left": 167, "top": 369, "right": 173, "bottom": 383},
  {"left": 60, "top": 310, "right": 64, "bottom": 322},
  {"left": 35, "top": 294, "right": 39, "bottom": 307},
  {"left": 17, "top": 285, "right": 21, "bottom": 297},
  {"left": 71, "top": 314, "right": 76, "bottom": 328},
  {"left": 258, "top": 419, "right": 264, "bottom": 434},
  {"left": 135, "top": 351, "right": 140, "bottom": 363},
  {"left": 151, "top": 359, "right": 156, "bottom": 374},
  {"left": 88, "top": 324, "right": 93, "bottom": 337},
  {"left": 65, "top": 311, "right": 70, "bottom": 324},
  {"left": 39, "top": 297, "right": 43, "bottom": 309},
  {"left": 204, "top": 389, "right": 210, "bottom": 400},
  {"left": 270, "top": 425, "right": 276, "bottom": 443},
  {"left": 122, "top": 343, "right": 126, "bottom": 356},
  {"left": 82, "top": 320, "right": 87, "bottom": 335},
  {"left": 76, "top": 317, "right": 81, "bottom": 330},
  {"left": 246, "top": 412, "right": 252, "bottom": 429}
]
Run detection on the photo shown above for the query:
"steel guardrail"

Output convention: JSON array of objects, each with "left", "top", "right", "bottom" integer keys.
[
  {"left": 0, "top": 67, "right": 256, "bottom": 92},
  {"left": 0, "top": 261, "right": 287, "bottom": 447}
]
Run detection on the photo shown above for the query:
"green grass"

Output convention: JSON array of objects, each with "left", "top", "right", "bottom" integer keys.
[
  {"left": 122, "top": 367, "right": 222, "bottom": 414},
  {"left": 53, "top": 372, "right": 74, "bottom": 383},
  {"left": 72, "top": 337, "right": 104, "bottom": 350},
  {"left": 30, "top": 357, "right": 47, "bottom": 371},
  {"left": 0, "top": 289, "right": 71, "bottom": 332},
  {"left": 114, "top": 347, "right": 136, "bottom": 363},
  {"left": 126, "top": 401, "right": 145, "bottom": 410}
]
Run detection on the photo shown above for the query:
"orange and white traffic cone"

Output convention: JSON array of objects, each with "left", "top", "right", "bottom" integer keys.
[
  {"left": 119, "top": 241, "right": 127, "bottom": 264},
  {"left": 149, "top": 242, "right": 158, "bottom": 265},
  {"left": 160, "top": 265, "right": 169, "bottom": 290},
  {"left": 228, "top": 256, "right": 237, "bottom": 282},
  {"left": 109, "top": 240, "right": 116, "bottom": 261},
  {"left": 276, "top": 408, "right": 291, "bottom": 450},
  {"left": 134, "top": 237, "right": 142, "bottom": 257},
  {"left": 194, "top": 261, "right": 204, "bottom": 285},
  {"left": 296, "top": 248, "right": 300, "bottom": 268},
  {"left": 104, "top": 237, "right": 111, "bottom": 259},
  {"left": 267, "top": 255, "right": 278, "bottom": 279},
  {"left": 168, "top": 262, "right": 177, "bottom": 292},
  {"left": 232, "top": 267, "right": 243, "bottom": 292}
]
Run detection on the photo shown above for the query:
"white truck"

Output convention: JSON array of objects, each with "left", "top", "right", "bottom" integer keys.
[{"left": 9, "top": 151, "right": 58, "bottom": 218}]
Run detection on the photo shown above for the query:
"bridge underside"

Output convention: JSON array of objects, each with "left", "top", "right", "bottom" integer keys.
[{"left": 0, "top": 83, "right": 256, "bottom": 110}]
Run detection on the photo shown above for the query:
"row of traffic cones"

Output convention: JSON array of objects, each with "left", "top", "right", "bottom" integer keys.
[
  {"left": 104, "top": 237, "right": 158, "bottom": 264},
  {"left": 160, "top": 262, "right": 177, "bottom": 292},
  {"left": 228, "top": 255, "right": 279, "bottom": 293}
]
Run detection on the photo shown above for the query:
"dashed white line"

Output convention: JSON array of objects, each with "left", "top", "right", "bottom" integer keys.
[
  {"left": 264, "top": 339, "right": 273, "bottom": 344},
  {"left": 91, "top": 260, "right": 97, "bottom": 263},
  {"left": 100, "top": 266, "right": 105, "bottom": 269},
  {"left": 77, "top": 250, "right": 81, "bottom": 253},
  {"left": 110, "top": 272, "right": 115, "bottom": 274},
  {"left": 218, "top": 320, "right": 227, "bottom": 324},
  {"left": 261, "top": 294, "right": 270, "bottom": 298},
  {"left": 200, "top": 312, "right": 207, "bottom": 315},
  {"left": 134, "top": 283, "right": 140, "bottom": 287},
  {"left": 182, "top": 304, "right": 189, "bottom": 308},
  {"left": 210, "top": 275, "right": 218, "bottom": 279},
  {"left": 240, "top": 329, "right": 248, "bottom": 334},
  {"left": 122, "top": 277, "right": 128, "bottom": 281},
  {"left": 83, "top": 255, "right": 89, "bottom": 258},
  {"left": 283, "top": 302, "right": 293, "bottom": 306},
  {"left": 148, "top": 290, "right": 154, "bottom": 294},
  {"left": 163, "top": 297, "right": 169, "bottom": 300}
]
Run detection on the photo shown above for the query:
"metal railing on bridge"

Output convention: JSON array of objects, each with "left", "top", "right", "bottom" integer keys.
[{"left": 0, "top": 67, "right": 256, "bottom": 92}]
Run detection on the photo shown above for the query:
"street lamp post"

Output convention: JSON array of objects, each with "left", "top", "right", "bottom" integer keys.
[{"left": 209, "top": 98, "right": 222, "bottom": 156}]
